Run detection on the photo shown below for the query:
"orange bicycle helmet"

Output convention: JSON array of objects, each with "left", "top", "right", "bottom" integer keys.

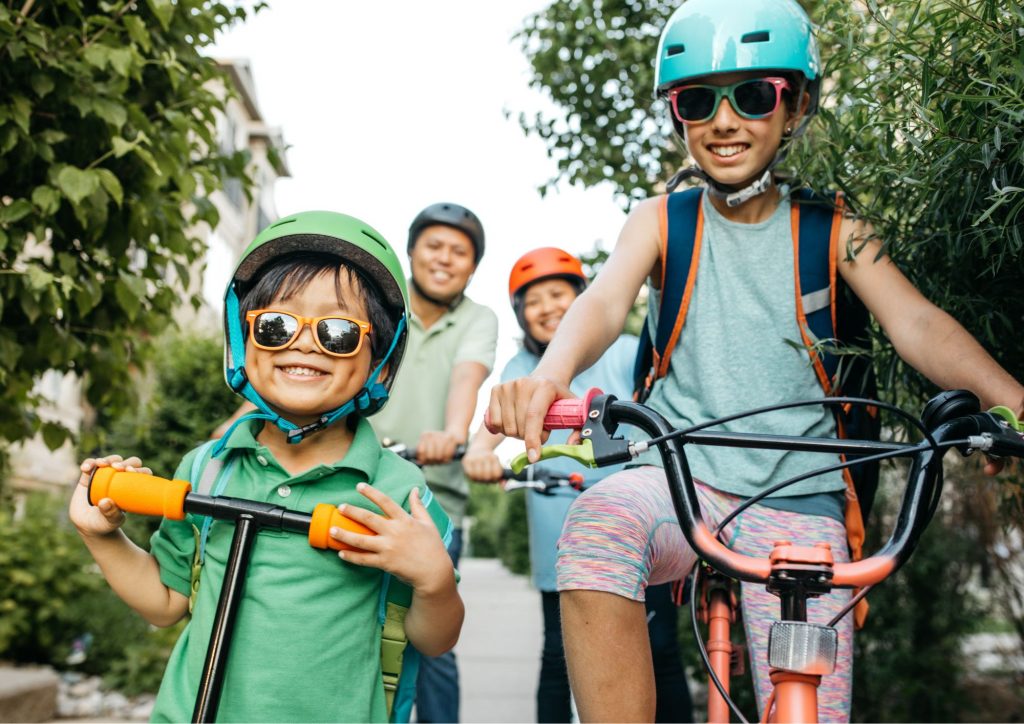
[{"left": 508, "top": 247, "right": 587, "bottom": 302}]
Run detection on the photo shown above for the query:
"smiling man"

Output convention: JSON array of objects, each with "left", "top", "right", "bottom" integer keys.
[{"left": 370, "top": 202, "right": 498, "bottom": 723}]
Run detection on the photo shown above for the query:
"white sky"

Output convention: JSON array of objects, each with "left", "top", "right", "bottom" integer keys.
[{"left": 210, "top": 0, "right": 634, "bottom": 447}]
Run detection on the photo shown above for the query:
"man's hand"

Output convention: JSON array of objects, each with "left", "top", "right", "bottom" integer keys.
[{"left": 415, "top": 430, "right": 462, "bottom": 465}]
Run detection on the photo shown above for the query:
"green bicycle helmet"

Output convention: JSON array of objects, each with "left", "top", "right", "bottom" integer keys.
[
  {"left": 221, "top": 211, "right": 409, "bottom": 444},
  {"left": 654, "top": 0, "right": 821, "bottom": 205}
]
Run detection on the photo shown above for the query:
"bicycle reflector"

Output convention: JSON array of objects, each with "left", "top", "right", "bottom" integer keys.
[{"left": 767, "top": 621, "right": 838, "bottom": 675}]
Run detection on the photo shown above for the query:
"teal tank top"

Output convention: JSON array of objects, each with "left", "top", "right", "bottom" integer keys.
[{"left": 638, "top": 191, "right": 846, "bottom": 505}]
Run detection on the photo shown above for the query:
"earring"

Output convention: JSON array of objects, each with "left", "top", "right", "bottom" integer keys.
[{"left": 785, "top": 126, "right": 793, "bottom": 134}]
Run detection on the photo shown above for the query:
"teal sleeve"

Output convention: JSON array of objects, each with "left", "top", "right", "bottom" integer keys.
[{"left": 148, "top": 448, "right": 201, "bottom": 598}]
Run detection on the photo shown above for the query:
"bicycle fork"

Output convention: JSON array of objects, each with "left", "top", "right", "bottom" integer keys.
[{"left": 698, "top": 570, "right": 743, "bottom": 724}]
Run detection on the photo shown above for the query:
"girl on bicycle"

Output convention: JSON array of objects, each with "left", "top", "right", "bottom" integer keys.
[
  {"left": 461, "top": 247, "right": 691, "bottom": 722},
  {"left": 486, "top": 0, "right": 1024, "bottom": 720}
]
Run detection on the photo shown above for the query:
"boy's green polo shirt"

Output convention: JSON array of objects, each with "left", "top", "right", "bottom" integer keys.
[
  {"left": 148, "top": 417, "right": 451, "bottom": 723},
  {"left": 372, "top": 295, "right": 498, "bottom": 525}
]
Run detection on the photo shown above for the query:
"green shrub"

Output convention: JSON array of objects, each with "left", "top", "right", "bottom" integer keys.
[
  {"left": 467, "top": 482, "right": 531, "bottom": 577},
  {"left": 0, "top": 491, "right": 171, "bottom": 692},
  {"left": 498, "top": 490, "right": 531, "bottom": 576}
]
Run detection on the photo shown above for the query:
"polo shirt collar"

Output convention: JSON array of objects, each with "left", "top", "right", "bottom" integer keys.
[{"left": 217, "top": 415, "right": 382, "bottom": 479}]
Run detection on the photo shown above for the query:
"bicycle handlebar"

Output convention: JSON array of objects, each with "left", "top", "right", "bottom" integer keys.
[
  {"left": 499, "top": 467, "right": 587, "bottom": 494},
  {"left": 538, "top": 391, "right": 1024, "bottom": 588},
  {"left": 386, "top": 443, "right": 467, "bottom": 463},
  {"left": 87, "top": 467, "right": 375, "bottom": 552}
]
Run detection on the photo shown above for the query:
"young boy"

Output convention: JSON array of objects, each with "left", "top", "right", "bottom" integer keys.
[
  {"left": 486, "top": 0, "right": 1024, "bottom": 721},
  {"left": 69, "top": 211, "right": 463, "bottom": 722}
]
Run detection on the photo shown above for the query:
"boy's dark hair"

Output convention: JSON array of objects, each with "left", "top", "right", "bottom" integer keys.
[{"left": 238, "top": 251, "right": 400, "bottom": 386}]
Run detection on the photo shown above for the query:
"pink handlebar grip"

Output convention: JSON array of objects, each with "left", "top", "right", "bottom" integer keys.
[
  {"left": 544, "top": 388, "right": 601, "bottom": 430},
  {"left": 483, "top": 388, "right": 603, "bottom": 433}
]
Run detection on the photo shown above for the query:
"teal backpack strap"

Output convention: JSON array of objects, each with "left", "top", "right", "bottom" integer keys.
[
  {"left": 633, "top": 188, "right": 704, "bottom": 402},
  {"left": 187, "top": 440, "right": 236, "bottom": 612},
  {"left": 380, "top": 486, "right": 451, "bottom": 722}
]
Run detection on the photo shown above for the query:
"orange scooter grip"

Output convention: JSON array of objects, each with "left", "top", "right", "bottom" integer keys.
[
  {"left": 308, "top": 503, "right": 376, "bottom": 553},
  {"left": 88, "top": 467, "right": 191, "bottom": 521}
]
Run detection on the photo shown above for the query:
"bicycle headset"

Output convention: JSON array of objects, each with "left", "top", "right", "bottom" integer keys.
[
  {"left": 655, "top": 0, "right": 821, "bottom": 206},
  {"left": 219, "top": 211, "right": 409, "bottom": 448},
  {"left": 508, "top": 247, "right": 587, "bottom": 357}
]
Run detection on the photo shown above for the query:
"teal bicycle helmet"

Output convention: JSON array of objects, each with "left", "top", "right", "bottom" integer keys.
[
  {"left": 654, "top": 0, "right": 821, "bottom": 205},
  {"left": 220, "top": 211, "right": 409, "bottom": 445}
]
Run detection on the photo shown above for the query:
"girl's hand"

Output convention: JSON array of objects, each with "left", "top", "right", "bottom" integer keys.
[
  {"left": 461, "top": 451, "right": 505, "bottom": 483},
  {"left": 330, "top": 483, "right": 453, "bottom": 593},
  {"left": 415, "top": 430, "right": 461, "bottom": 465},
  {"left": 487, "top": 375, "right": 575, "bottom": 463},
  {"left": 69, "top": 455, "right": 151, "bottom": 537}
]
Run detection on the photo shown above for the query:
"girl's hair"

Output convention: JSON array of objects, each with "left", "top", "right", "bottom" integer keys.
[{"left": 238, "top": 252, "right": 399, "bottom": 385}]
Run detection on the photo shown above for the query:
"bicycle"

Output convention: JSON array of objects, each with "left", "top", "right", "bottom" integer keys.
[{"left": 499, "top": 387, "right": 1024, "bottom": 723}]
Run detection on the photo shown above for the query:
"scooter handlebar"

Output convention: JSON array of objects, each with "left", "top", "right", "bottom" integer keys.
[
  {"left": 88, "top": 467, "right": 191, "bottom": 520},
  {"left": 88, "top": 468, "right": 375, "bottom": 553}
]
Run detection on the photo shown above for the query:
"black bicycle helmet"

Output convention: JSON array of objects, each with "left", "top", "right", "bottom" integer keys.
[{"left": 407, "top": 202, "right": 485, "bottom": 264}]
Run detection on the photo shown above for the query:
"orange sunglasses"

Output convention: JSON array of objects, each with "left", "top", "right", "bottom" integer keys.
[{"left": 245, "top": 309, "right": 372, "bottom": 358}]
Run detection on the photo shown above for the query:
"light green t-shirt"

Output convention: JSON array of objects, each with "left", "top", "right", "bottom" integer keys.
[
  {"left": 148, "top": 417, "right": 451, "bottom": 723},
  {"left": 639, "top": 192, "right": 846, "bottom": 499},
  {"left": 371, "top": 294, "right": 498, "bottom": 525}
]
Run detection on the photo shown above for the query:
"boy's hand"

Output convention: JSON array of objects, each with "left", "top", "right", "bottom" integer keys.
[
  {"left": 69, "top": 455, "right": 151, "bottom": 537},
  {"left": 329, "top": 483, "right": 453, "bottom": 593},
  {"left": 487, "top": 375, "right": 574, "bottom": 464},
  {"left": 462, "top": 451, "right": 505, "bottom": 483}
]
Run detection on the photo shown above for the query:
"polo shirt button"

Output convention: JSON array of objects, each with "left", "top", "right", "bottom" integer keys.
[
  {"left": 256, "top": 455, "right": 268, "bottom": 466},
  {"left": 277, "top": 485, "right": 291, "bottom": 498}
]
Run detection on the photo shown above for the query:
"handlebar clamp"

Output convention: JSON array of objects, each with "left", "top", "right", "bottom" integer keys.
[{"left": 578, "top": 393, "right": 634, "bottom": 467}]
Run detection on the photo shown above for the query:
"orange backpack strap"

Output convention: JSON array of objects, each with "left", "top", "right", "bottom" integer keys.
[{"left": 632, "top": 188, "right": 704, "bottom": 402}]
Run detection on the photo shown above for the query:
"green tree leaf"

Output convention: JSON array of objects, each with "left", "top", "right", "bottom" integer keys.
[
  {"left": 0, "top": 199, "right": 33, "bottom": 225},
  {"left": 145, "top": 0, "right": 175, "bottom": 31},
  {"left": 54, "top": 166, "right": 100, "bottom": 205},
  {"left": 95, "top": 169, "right": 124, "bottom": 207},
  {"left": 31, "top": 186, "right": 61, "bottom": 215}
]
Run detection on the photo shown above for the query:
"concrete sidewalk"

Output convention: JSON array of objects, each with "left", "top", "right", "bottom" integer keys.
[{"left": 456, "top": 557, "right": 542, "bottom": 723}]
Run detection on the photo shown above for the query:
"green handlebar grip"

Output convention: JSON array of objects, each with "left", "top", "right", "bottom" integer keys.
[
  {"left": 989, "top": 406, "right": 1024, "bottom": 432},
  {"left": 509, "top": 439, "right": 597, "bottom": 475}
]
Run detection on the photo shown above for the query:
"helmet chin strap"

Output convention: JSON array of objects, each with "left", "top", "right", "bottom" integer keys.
[
  {"left": 221, "top": 286, "right": 406, "bottom": 452},
  {"left": 667, "top": 166, "right": 774, "bottom": 207}
]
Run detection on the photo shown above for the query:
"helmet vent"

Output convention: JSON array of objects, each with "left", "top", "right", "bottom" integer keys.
[
  {"left": 361, "top": 229, "right": 388, "bottom": 250},
  {"left": 666, "top": 44, "right": 685, "bottom": 57},
  {"left": 741, "top": 31, "right": 770, "bottom": 43}
]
